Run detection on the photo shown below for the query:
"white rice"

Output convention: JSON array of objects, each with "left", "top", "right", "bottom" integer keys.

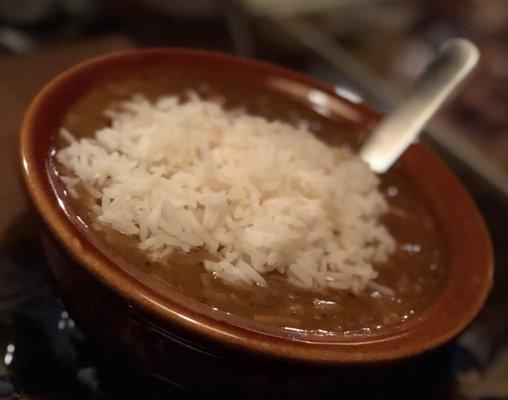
[{"left": 56, "top": 95, "right": 396, "bottom": 293}]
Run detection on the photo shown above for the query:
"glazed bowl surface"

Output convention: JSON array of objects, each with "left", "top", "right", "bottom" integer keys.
[{"left": 20, "top": 49, "right": 493, "bottom": 375}]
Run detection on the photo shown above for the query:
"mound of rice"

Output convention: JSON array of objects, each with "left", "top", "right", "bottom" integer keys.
[{"left": 56, "top": 94, "right": 396, "bottom": 293}]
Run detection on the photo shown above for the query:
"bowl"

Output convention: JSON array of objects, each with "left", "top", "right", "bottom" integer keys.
[{"left": 20, "top": 49, "right": 493, "bottom": 394}]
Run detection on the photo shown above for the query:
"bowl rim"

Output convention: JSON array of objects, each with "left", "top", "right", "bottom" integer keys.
[{"left": 20, "top": 48, "right": 493, "bottom": 364}]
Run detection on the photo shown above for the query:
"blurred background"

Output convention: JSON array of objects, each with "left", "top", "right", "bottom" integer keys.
[{"left": 0, "top": 1, "right": 506, "bottom": 399}]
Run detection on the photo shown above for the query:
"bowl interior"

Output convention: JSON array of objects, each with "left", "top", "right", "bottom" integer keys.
[{"left": 21, "top": 49, "right": 493, "bottom": 363}]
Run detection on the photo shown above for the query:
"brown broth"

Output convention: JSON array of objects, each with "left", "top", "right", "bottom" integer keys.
[{"left": 54, "top": 71, "right": 446, "bottom": 335}]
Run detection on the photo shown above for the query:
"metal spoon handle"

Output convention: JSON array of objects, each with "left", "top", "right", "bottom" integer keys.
[{"left": 360, "top": 38, "right": 479, "bottom": 173}]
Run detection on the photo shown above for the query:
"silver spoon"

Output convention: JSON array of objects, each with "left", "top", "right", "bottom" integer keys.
[{"left": 360, "top": 38, "right": 479, "bottom": 173}]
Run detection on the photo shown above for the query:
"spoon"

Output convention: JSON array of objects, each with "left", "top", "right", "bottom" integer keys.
[{"left": 360, "top": 38, "right": 479, "bottom": 173}]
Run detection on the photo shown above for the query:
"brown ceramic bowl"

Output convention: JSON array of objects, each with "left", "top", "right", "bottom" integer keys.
[{"left": 20, "top": 49, "right": 492, "bottom": 393}]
